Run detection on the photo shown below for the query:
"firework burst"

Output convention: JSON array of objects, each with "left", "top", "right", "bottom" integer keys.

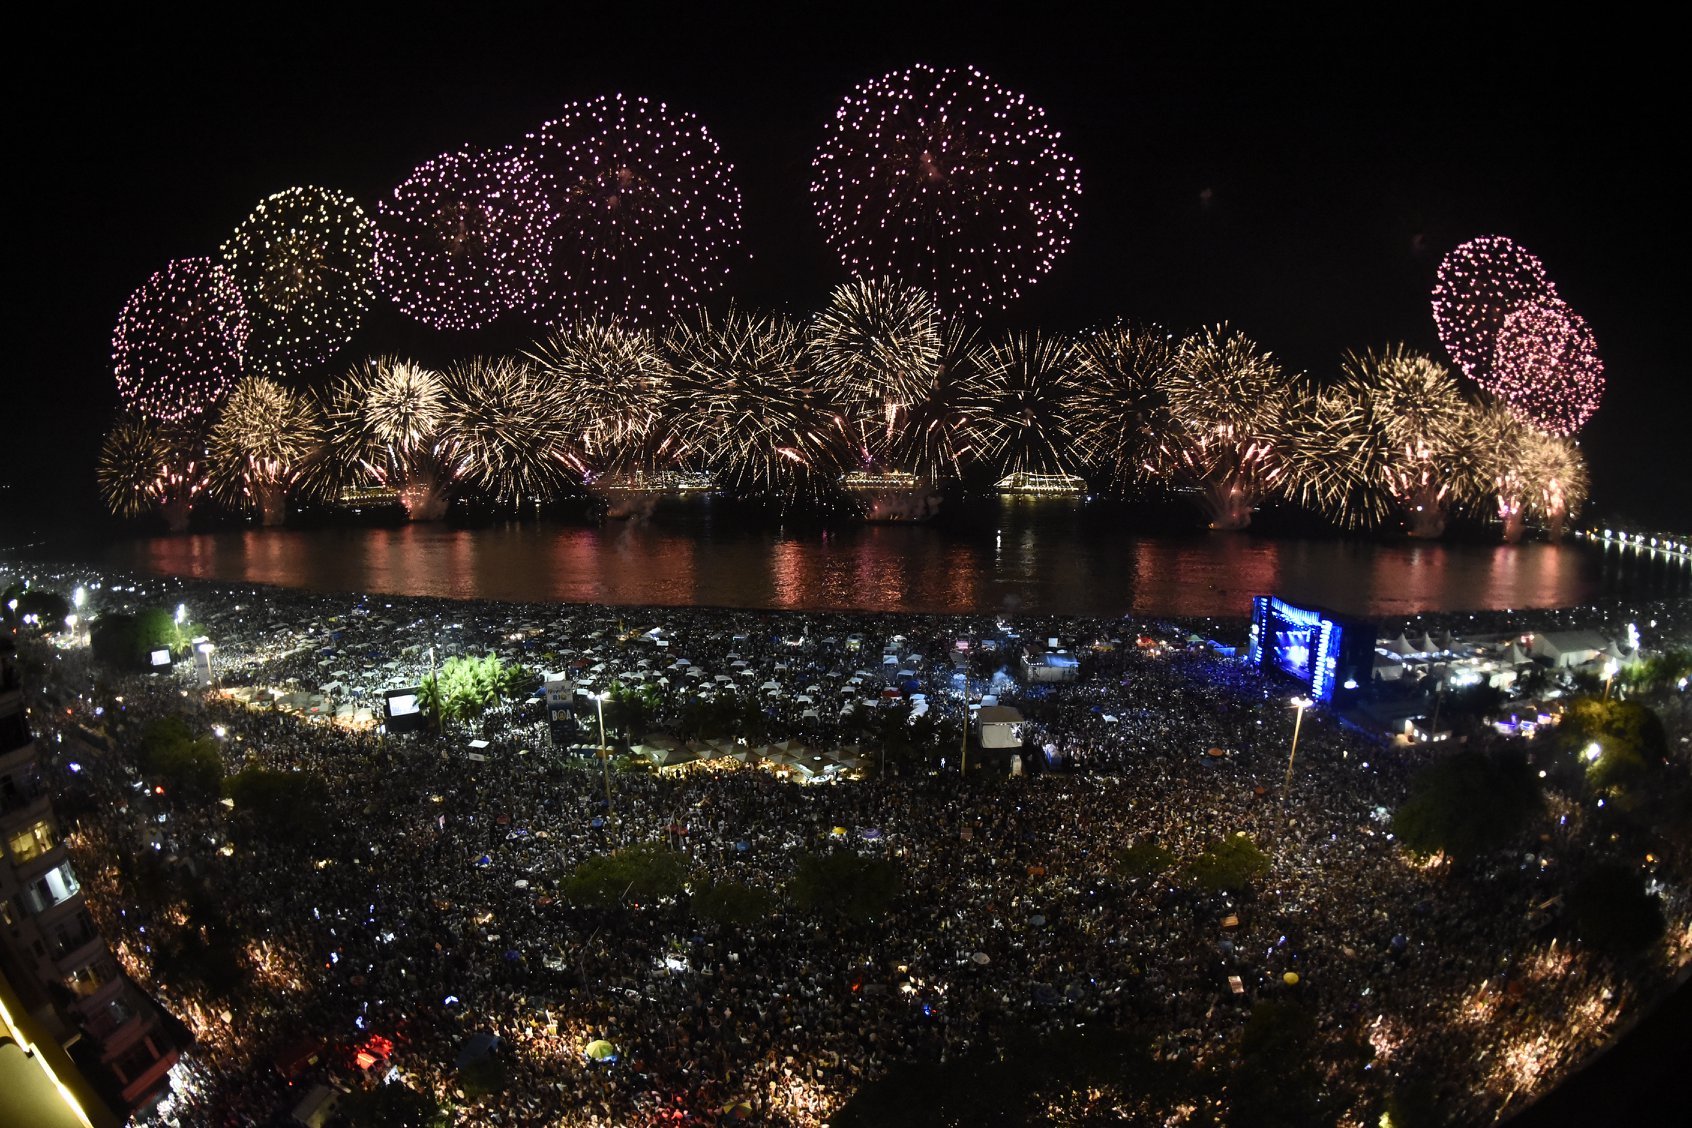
[
  {"left": 1492, "top": 297, "right": 1604, "bottom": 435},
  {"left": 525, "top": 319, "right": 674, "bottom": 476},
  {"left": 1144, "top": 326, "right": 1291, "bottom": 530},
  {"left": 1461, "top": 398, "right": 1536, "bottom": 541},
  {"left": 376, "top": 146, "right": 553, "bottom": 332},
  {"left": 439, "top": 356, "right": 576, "bottom": 506},
  {"left": 964, "top": 331, "right": 1083, "bottom": 477},
  {"left": 1431, "top": 235, "right": 1554, "bottom": 388},
  {"left": 663, "top": 308, "right": 853, "bottom": 502},
  {"left": 1071, "top": 323, "right": 1179, "bottom": 491},
  {"left": 880, "top": 317, "right": 981, "bottom": 484},
  {"left": 808, "top": 277, "right": 942, "bottom": 409},
  {"left": 523, "top": 94, "right": 743, "bottom": 325},
  {"left": 112, "top": 257, "right": 248, "bottom": 424},
  {"left": 207, "top": 376, "right": 321, "bottom": 525},
  {"left": 1331, "top": 347, "right": 1474, "bottom": 536},
  {"left": 812, "top": 63, "right": 1081, "bottom": 312},
  {"left": 311, "top": 357, "right": 450, "bottom": 519},
  {"left": 1273, "top": 381, "right": 1388, "bottom": 528},
  {"left": 1522, "top": 429, "right": 1588, "bottom": 540},
  {"left": 96, "top": 416, "right": 206, "bottom": 531},
  {"left": 222, "top": 186, "right": 377, "bottom": 376}
]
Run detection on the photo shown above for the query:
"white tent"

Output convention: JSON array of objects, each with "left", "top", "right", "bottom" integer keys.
[{"left": 1530, "top": 630, "right": 1610, "bottom": 668}]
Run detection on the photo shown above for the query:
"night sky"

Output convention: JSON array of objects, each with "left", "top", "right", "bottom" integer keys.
[{"left": 11, "top": 6, "right": 1687, "bottom": 534}]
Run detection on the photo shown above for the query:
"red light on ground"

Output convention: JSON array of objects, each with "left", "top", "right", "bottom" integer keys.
[{"left": 355, "top": 1051, "right": 379, "bottom": 1069}]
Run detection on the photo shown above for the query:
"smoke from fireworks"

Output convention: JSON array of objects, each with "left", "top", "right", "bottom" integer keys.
[
  {"left": 376, "top": 146, "right": 553, "bottom": 332},
  {"left": 112, "top": 257, "right": 248, "bottom": 423},
  {"left": 525, "top": 319, "right": 673, "bottom": 476},
  {"left": 663, "top": 308, "right": 853, "bottom": 501},
  {"left": 222, "top": 186, "right": 377, "bottom": 375},
  {"left": 812, "top": 63, "right": 1081, "bottom": 311},
  {"left": 207, "top": 376, "right": 321, "bottom": 524},
  {"left": 523, "top": 94, "right": 743, "bottom": 325},
  {"left": 439, "top": 356, "right": 575, "bottom": 505},
  {"left": 965, "top": 331, "right": 1083, "bottom": 476}
]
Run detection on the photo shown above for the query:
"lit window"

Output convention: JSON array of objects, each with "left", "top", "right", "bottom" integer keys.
[
  {"left": 22, "top": 860, "right": 81, "bottom": 912},
  {"left": 6, "top": 818, "right": 56, "bottom": 863},
  {"left": 66, "top": 957, "right": 111, "bottom": 998}
]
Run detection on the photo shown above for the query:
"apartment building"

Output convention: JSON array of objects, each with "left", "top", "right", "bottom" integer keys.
[{"left": 1, "top": 636, "right": 181, "bottom": 1122}]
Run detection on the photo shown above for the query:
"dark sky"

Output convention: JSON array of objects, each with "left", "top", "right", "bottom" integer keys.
[{"left": 11, "top": 5, "right": 1687, "bottom": 533}]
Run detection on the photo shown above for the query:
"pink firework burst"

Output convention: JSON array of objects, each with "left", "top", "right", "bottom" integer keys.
[
  {"left": 112, "top": 256, "right": 249, "bottom": 423},
  {"left": 812, "top": 63, "right": 1081, "bottom": 313},
  {"left": 1492, "top": 297, "right": 1604, "bottom": 435},
  {"left": 376, "top": 145, "right": 553, "bottom": 332},
  {"left": 1430, "top": 235, "right": 1554, "bottom": 388},
  {"left": 521, "top": 94, "right": 744, "bottom": 326}
]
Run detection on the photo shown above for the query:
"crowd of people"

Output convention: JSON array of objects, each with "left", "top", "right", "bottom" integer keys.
[{"left": 7, "top": 563, "right": 1689, "bottom": 1126}]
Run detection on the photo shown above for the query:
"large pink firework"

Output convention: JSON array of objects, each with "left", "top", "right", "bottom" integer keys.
[
  {"left": 112, "top": 256, "right": 249, "bottom": 423},
  {"left": 376, "top": 146, "right": 553, "bottom": 332},
  {"left": 1492, "top": 297, "right": 1604, "bottom": 435},
  {"left": 812, "top": 63, "right": 1081, "bottom": 313},
  {"left": 521, "top": 94, "right": 743, "bottom": 326},
  {"left": 1431, "top": 235, "right": 1603, "bottom": 434},
  {"left": 1430, "top": 235, "right": 1554, "bottom": 388}
]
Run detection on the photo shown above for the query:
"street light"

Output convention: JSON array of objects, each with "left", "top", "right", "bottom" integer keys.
[
  {"left": 1602, "top": 659, "right": 1619, "bottom": 700},
  {"left": 1284, "top": 696, "right": 1314, "bottom": 800},
  {"left": 73, "top": 586, "right": 86, "bottom": 610},
  {"left": 593, "top": 692, "right": 616, "bottom": 834}
]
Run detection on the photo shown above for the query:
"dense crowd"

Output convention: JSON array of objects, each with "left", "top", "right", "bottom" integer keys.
[{"left": 8, "top": 565, "right": 1690, "bottom": 1126}]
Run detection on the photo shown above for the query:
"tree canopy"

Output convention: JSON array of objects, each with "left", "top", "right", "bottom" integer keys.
[
  {"left": 1566, "top": 861, "right": 1666, "bottom": 956},
  {"left": 560, "top": 841, "right": 688, "bottom": 908},
  {"left": 339, "top": 1082, "right": 449, "bottom": 1128},
  {"left": 223, "top": 766, "right": 333, "bottom": 850},
  {"left": 419, "top": 653, "right": 537, "bottom": 723},
  {"left": 138, "top": 716, "right": 225, "bottom": 804},
  {"left": 789, "top": 850, "right": 902, "bottom": 922},
  {"left": 690, "top": 879, "right": 777, "bottom": 926},
  {"left": 1392, "top": 748, "right": 1543, "bottom": 862},
  {"left": 1188, "top": 833, "right": 1270, "bottom": 893},
  {"left": 1556, "top": 697, "right": 1669, "bottom": 791}
]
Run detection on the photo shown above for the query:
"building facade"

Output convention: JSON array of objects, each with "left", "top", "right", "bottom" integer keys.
[{"left": 1, "top": 637, "right": 181, "bottom": 1121}]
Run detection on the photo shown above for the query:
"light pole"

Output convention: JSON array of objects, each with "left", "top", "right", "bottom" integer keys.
[
  {"left": 1602, "top": 659, "right": 1619, "bottom": 700},
  {"left": 594, "top": 692, "right": 616, "bottom": 835},
  {"left": 1283, "top": 696, "right": 1313, "bottom": 801},
  {"left": 959, "top": 684, "right": 970, "bottom": 778},
  {"left": 426, "top": 645, "right": 440, "bottom": 730}
]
